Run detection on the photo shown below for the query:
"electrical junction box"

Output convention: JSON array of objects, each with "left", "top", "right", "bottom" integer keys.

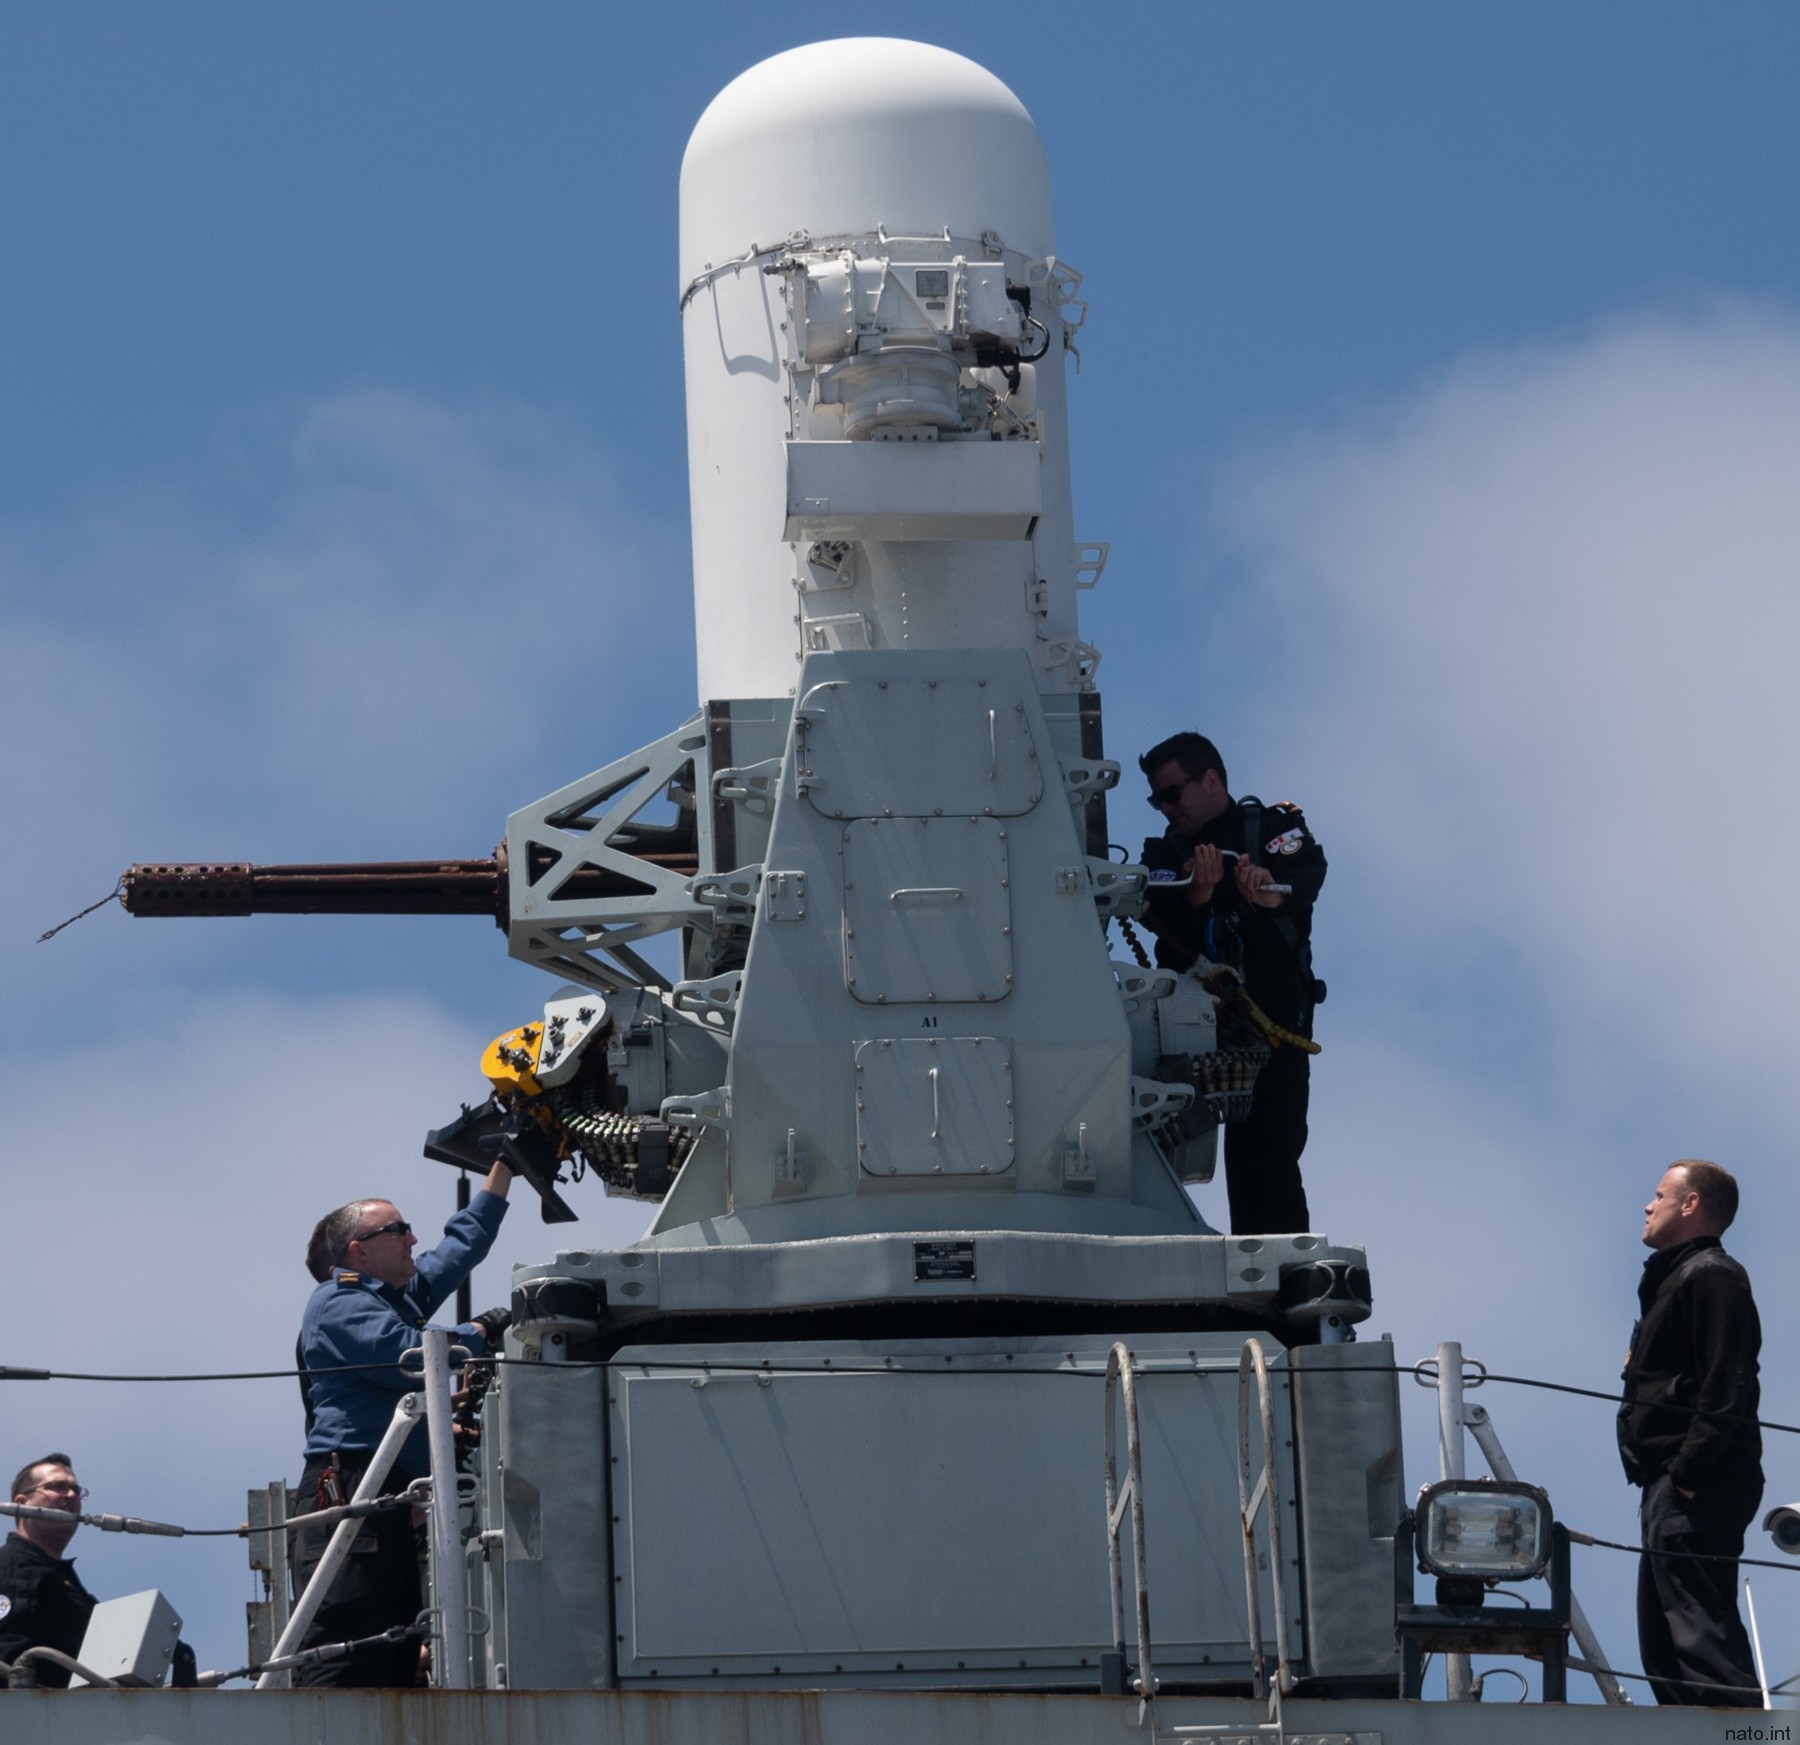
[{"left": 71, "top": 1588, "right": 183, "bottom": 1686}]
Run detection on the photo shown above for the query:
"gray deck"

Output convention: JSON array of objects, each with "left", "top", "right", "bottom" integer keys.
[{"left": 0, "top": 1688, "right": 1766, "bottom": 1744}]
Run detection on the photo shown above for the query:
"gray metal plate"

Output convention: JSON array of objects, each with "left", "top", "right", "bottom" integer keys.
[
  {"left": 843, "top": 816, "right": 1012, "bottom": 1004},
  {"left": 785, "top": 438, "right": 1043, "bottom": 543},
  {"left": 606, "top": 1334, "right": 1297, "bottom": 1686},
  {"left": 855, "top": 1036, "right": 1015, "bottom": 1176},
  {"left": 800, "top": 676, "right": 1043, "bottom": 818}
]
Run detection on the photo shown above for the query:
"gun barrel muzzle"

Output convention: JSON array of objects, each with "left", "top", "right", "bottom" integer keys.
[{"left": 122, "top": 860, "right": 505, "bottom": 919}]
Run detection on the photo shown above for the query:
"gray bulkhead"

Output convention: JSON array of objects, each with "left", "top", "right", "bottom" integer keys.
[
  {"left": 489, "top": 1335, "right": 1401, "bottom": 1694},
  {"left": 647, "top": 645, "right": 1193, "bottom": 1244}
]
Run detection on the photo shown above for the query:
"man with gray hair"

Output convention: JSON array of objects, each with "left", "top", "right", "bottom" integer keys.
[
  {"left": 1618, "top": 1159, "right": 1763, "bottom": 1706},
  {"left": 292, "top": 1159, "right": 514, "bottom": 1686}
]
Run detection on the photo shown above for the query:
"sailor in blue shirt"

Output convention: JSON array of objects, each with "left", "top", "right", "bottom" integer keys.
[{"left": 291, "top": 1161, "right": 513, "bottom": 1686}]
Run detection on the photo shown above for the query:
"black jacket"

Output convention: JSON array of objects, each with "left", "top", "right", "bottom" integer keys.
[
  {"left": 0, "top": 1532, "right": 97, "bottom": 1688},
  {"left": 1142, "top": 796, "right": 1326, "bottom": 1031},
  {"left": 1617, "top": 1236, "right": 1763, "bottom": 1505}
]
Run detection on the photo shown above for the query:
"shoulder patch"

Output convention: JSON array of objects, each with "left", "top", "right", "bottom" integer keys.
[
  {"left": 0, "top": 1593, "right": 12, "bottom": 1621},
  {"left": 1266, "top": 827, "right": 1306, "bottom": 857}
]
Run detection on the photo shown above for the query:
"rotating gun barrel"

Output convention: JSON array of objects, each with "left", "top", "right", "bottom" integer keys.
[{"left": 118, "top": 847, "right": 699, "bottom": 924}]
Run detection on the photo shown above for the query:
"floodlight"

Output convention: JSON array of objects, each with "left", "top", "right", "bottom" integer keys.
[{"left": 1416, "top": 1479, "right": 1552, "bottom": 1582}]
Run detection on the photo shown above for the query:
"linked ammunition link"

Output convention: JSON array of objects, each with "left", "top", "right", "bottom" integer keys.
[
  {"left": 1178, "top": 1046, "right": 1271, "bottom": 1125},
  {"left": 551, "top": 1087, "right": 696, "bottom": 1200}
]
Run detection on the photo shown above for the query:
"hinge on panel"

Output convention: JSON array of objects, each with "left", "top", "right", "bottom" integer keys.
[
  {"left": 763, "top": 870, "right": 807, "bottom": 923},
  {"left": 1025, "top": 577, "right": 1050, "bottom": 618}
]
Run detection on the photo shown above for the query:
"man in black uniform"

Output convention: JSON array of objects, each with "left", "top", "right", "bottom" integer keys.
[
  {"left": 0, "top": 1453, "right": 97, "bottom": 1688},
  {"left": 1619, "top": 1159, "right": 1763, "bottom": 1707},
  {"left": 1137, "top": 731, "right": 1325, "bottom": 1234}
]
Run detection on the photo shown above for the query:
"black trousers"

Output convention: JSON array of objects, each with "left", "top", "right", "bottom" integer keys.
[
  {"left": 290, "top": 1453, "right": 424, "bottom": 1689},
  {"left": 1637, "top": 1472, "right": 1762, "bottom": 1706},
  {"left": 1225, "top": 1044, "right": 1311, "bottom": 1234}
]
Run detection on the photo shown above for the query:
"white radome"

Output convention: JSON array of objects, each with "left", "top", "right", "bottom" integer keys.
[{"left": 678, "top": 38, "right": 1084, "bottom": 705}]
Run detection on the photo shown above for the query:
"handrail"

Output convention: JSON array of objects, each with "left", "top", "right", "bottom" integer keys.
[
  {"left": 1103, "top": 1341, "right": 1156, "bottom": 1721},
  {"left": 257, "top": 1392, "right": 424, "bottom": 1688},
  {"left": 422, "top": 1329, "right": 470, "bottom": 1688},
  {"left": 1235, "top": 1338, "right": 1295, "bottom": 1707},
  {"left": 1171, "top": 1342, "right": 1295, "bottom": 1740},
  {"left": 1111, "top": 1338, "right": 1298, "bottom": 1745}
]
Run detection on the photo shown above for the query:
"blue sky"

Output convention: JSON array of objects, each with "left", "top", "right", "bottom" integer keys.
[{"left": 6, "top": 2, "right": 1800, "bottom": 1695}]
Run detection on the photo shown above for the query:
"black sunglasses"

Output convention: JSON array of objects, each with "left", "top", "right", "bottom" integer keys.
[
  {"left": 1148, "top": 776, "right": 1198, "bottom": 810},
  {"left": 355, "top": 1219, "right": 413, "bottom": 1242}
]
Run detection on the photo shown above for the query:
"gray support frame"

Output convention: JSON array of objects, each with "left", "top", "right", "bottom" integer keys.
[{"left": 505, "top": 716, "right": 713, "bottom": 993}]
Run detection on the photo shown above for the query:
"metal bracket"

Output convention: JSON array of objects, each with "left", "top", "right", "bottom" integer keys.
[
  {"left": 1037, "top": 633, "right": 1103, "bottom": 686},
  {"left": 713, "top": 757, "right": 783, "bottom": 819},
  {"left": 671, "top": 971, "right": 743, "bottom": 1034},
  {"left": 1129, "top": 1076, "right": 1194, "bottom": 1131},
  {"left": 803, "top": 611, "right": 871, "bottom": 652},
  {"left": 772, "top": 1127, "right": 809, "bottom": 1199},
  {"left": 763, "top": 869, "right": 808, "bottom": 923},
  {"left": 661, "top": 1086, "right": 729, "bottom": 1134},
  {"left": 1074, "top": 541, "right": 1109, "bottom": 590},
  {"left": 1063, "top": 1121, "right": 1096, "bottom": 1187},
  {"left": 1088, "top": 857, "right": 1147, "bottom": 919},
  {"left": 1061, "top": 759, "right": 1120, "bottom": 808},
  {"left": 801, "top": 539, "right": 855, "bottom": 592},
  {"left": 1115, "top": 965, "right": 1180, "bottom": 1010},
  {"left": 689, "top": 864, "right": 763, "bottom": 928}
]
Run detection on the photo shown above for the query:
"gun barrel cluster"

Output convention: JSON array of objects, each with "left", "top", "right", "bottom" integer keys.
[{"left": 120, "top": 850, "right": 701, "bottom": 922}]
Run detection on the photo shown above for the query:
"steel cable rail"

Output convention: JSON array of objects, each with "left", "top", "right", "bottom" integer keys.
[
  {"left": 4, "top": 1350, "right": 1793, "bottom": 1437},
  {"left": 0, "top": 1615, "right": 434, "bottom": 1691},
  {"left": 1, "top": 1483, "right": 429, "bottom": 1541}
]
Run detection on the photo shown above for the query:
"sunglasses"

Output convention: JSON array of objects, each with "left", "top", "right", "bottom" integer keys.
[
  {"left": 31, "top": 1481, "right": 88, "bottom": 1500},
  {"left": 1148, "top": 776, "right": 1199, "bottom": 810},
  {"left": 355, "top": 1220, "right": 413, "bottom": 1242}
]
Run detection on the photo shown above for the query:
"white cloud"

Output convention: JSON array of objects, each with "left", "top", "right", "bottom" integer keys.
[
  {"left": 1, "top": 988, "right": 652, "bottom": 1671},
  {"left": 1220, "top": 305, "right": 1800, "bottom": 1104},
  {"left": 2, "top": 390, "right": 693, "bottom": 937},
  {"left": 0, "top": 393, "right": 677, "bottom": 1669},
  {"left": 1193, "top": 302, "right": 1800, "bottom": 1693}
]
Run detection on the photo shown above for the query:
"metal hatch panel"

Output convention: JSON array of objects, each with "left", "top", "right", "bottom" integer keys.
[
  {"left": 842, "top": 816, "right": 1012, "bottom": 1004},
  {"left": 800, "top": 676, "right": 1044, "bottom": 819},
  {"left": 602, "top": 1334, "right": 1298, "bottom": 1688},
  {"left": 854, "top": 1036, "right": 1015, "bottom": 1177}
]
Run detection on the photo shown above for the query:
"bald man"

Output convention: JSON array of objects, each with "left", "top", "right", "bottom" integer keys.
[{"left": 1618, "top": 1160, "right": 1763, "bottom": 1706}]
